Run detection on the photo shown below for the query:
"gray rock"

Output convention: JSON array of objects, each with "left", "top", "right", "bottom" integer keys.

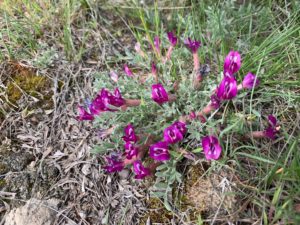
[{"left": 4, "top": 198, "right": 60, "bottom": 225}]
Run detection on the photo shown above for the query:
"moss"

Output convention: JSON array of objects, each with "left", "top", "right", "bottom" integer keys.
[
  {"left": 175, "top": 164, "right": 207, "bottom": 221},
  {"left": 5, "top": 63, "right": 54, "bottom": 109},
  {"left": 0, "top": 179, "right": 6, "bottom": 188},
  {"left": 0, "top": 110, "right": 4, "bottom": 121},
  {"left": 0, "top": 163, "right": 9, "bottom": 174},
  {"left": 140, "top": 164, "right": 209, "bottom": 223},
  {"left": 140, "top": 197, "right": 174, "bottom": 225}
]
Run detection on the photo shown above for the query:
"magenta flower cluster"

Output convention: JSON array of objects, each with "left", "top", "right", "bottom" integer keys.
[
  {"left": 77, "top": 30, "right": 278, "bottom": 180},
  {"left": 208, "top": 51, "right": 260, "bottom": 110},
  {"left": 151, "top": 83, "right": 169, "bottom": 104},
  {"left": 103, "top": 153, "right": 124, "bottom": 173},
  {"left": 123, "top": 124, "right": 139, "bottom": 160},
  {"left": 77, "top": 88, "right": 125, "bottom": 121},
  {"left": 167, "top": 32, "right": 178, "bottom": 47},
  {"left": 201, "top": 136, "right": 222, "bottom": 160},
  {"left": 264, "top": 115, "right": 279, "bottom": 140},
  {"left": 184, "top": 38, "right": 201, "bottom": 53},
  {"left": 133, "top": 160, "right": 151, "bottom": 179},
  {"left": 103, "top": 124, "right": 152, "bottom": 179},
  {"left": 149, "top": 121, "right": 187, "bottom": 161}
]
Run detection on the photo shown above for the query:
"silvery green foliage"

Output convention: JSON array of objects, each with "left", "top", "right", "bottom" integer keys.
[{"left": 150, "top": 159, "right": 182, "bottom": 211}]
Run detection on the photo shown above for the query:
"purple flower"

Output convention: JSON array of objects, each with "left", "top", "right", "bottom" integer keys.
[
  {"left": 173, "top": 121, "right": 187, "bottom": 136},
  {"left": 149, "top": 141, "right": 170, "bottom": 161},
  {"left": 268, "top": 115, "right": 277, "bottom": 127},
  {"left": 242, "top": 72, "right": 260, "bottom": 89},
  {"left": 90, "top": 88, "right": 125, "bottom": 114},
  {"left": 163, "top": 121, "right": 186, "bottom": 144},
  {"left": 112, "top": 88, "right": 125, "bottom": 106},
  {"left": 133, "top": 160, "right": 151, "bottom": 179},
  {"left": 167, "top": 32, "right": 178, "bottom": 46},
  {"left": 122, "top": 124, "right": 138, "bottom": 143},
  {"left": 151, "top": 62, "right": 157, "bottom": 75},
  {"left": 184, "top": 38, "right": 201, "bottom": 53},
  {"left": 76, "top": 105, "right": 94, "bottom": 121},
  {"left": 223, "top": 51, "right": 241, "bottom": 76},
  {"left": 223, "top": 70, "right": 233, "bottom": 78},
  {"left": 217, "top": 77, "right": 238, "bottom": 100},
  {"left": 124, "top": 142, "right": 139, "bottom": 160},
  {"left": 154, "top": 36, "right": 161, "bottom": 52},
  {"left": 201, "top": 135, "right": 222, "bottom": 160},
  {"left": 135, "top": 42, "right": 145, "bottom": 57},
  {"left": 151, "top": 83, "right": 169, "bottom": 104},
  {"left": 264, "top": 115, "right": 279, "bottom": 139},
  {"left": 210, "top": 91, "right": 221, "bottom": 109},
  {"left": 103, "top": 153, "right": 124, "bottom": 173},
  {"left": 89, "top": 93, "right": 110, "bottom": 115},
  {"left": 134, "top": 42, "right": 141, "bottom": 53},
  {"left": 124, "top": 64, "right": 133, "bottom": 77},
  {"left": 110, "top": 71, "right": 118, "bottom": 83},
  {"left": 189, "top": 111, "right": 196, "bottom": 119}
]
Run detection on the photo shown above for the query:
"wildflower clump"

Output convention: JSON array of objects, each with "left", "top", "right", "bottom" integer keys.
[{"left": 77, "top": 30, "right": 279, "bottom": 188}]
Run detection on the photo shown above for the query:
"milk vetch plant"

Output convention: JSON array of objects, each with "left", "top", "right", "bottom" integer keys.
[{"left": 77, "top": 29, "right": 281, "bottom": 202}]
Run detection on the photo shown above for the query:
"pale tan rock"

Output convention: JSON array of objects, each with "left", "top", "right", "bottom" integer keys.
[{"left": 4, "top": 198, "right": 59, "bottom": 225}]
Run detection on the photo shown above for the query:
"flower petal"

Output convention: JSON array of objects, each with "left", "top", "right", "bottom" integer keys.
[
  {"left": 76, "top": 105, "right": 94, "bottom": 121},
  {"left": 133, "top": 160, "right": 151, "bottom": 179},
  {"left": 123, "top": 124, "right": 138, "bottom": 143},
  {"left": 124, "top": 142, "right": 139, "bottom": 160},
  {"left": 163, "top": 122, "right": 186, "bottom": 144},
  {"left": 242, "top": 72, "right": 260, "bottom": 89},
  {"left": 104, "top": 153, "right": 124, "bottom": 173},
  {"left": 268, "top": 115, "right": 277, "bottom": 127},
  {"left": 154, "top": 36, "right": 161, "bottom": 51},
  {"left": 217, "top": 77, "right": 238, "bottom": 100},
  {"left": 184, "top": 38, "right": 201, "bottom": 53},
  {"left": 223, "top": 51, "right": 241, "bottom": 76},
  {"left": 151, "top": 83, "right": 169, "bottom": 104},
  {"left": 149, "top": 141, "right": 170, "bottom": 161},
  {"left": 201, "top": 135, "right": 222, "bottom": 160},
  {"left": 167, "top": 32, "right": 178, "bottom": 46},
  {"left": 124, "top": 64, "right": 133, "bottom": 77}
]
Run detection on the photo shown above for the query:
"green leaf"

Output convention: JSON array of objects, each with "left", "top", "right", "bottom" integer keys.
[
  {"left": 154, "top": 182, "right": 169, "bottom": 190},
  {"left": 192, "top": 147, "right": 203, "bottom": 153},
  {"left": 237, "top": 152, "right": 276, "bottom": 165},
  {"left": 90, "top": 145, "right": 108, "bottom": 154},
  {"left": 271, "top": 185, "right": 282, "bottom": 205},
  {"left": 163, "top": 198, "right": 172, "bottom": 212},
  {"left": 155, "top": 171, "right": 167, "bottom": 177},
  {"left": 156, "top": 163, "right": 169, "bottom": 171},
  {"left": 150, "top": 191, "right": 165, "bottom": 198}
]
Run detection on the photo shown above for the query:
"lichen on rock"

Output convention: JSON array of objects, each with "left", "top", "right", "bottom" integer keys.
[{"left": 4, "top": 198, "right": 60, "bottom": 225}]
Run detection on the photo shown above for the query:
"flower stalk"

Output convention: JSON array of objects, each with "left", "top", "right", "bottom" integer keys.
[
  {"left": 135, "top": 42, "right": 146, "bottom": 58},
  {"left": 184, "top": 37, "right": 202, "bottom": 89},
  {"left": 164, "top": 32, "right": 178, "bottom": 62},
  {"left": 165, "top": 45, "right": 174, "bottom": 61}
]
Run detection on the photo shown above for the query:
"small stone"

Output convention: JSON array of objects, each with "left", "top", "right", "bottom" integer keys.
[
  {"left": 82, "top": 164, "right": 91, "bottom": 176},
  {"left": 110, "top": 199, "right": 119, "bottom": 208},
  {"left": 4, "top": 198, "right": 60, "bottom": 225}
]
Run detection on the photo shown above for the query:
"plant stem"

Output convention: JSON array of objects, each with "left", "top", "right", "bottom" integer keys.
[
  {"left": 192, "top": 52, "right": 202, "bottom": 89},
  {"left": 165, "top": 45, "right": 173, "bottom": 62},
  {"left": 248, "top": 131, "right": 266, "bottom": 138},
  {"left": 125, "top": 99, "right": 141, "bottom": 107}
]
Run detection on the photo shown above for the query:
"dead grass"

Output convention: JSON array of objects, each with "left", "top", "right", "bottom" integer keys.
[{"left": 0, "top": 3, "right": 148, "bottom": 224}]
